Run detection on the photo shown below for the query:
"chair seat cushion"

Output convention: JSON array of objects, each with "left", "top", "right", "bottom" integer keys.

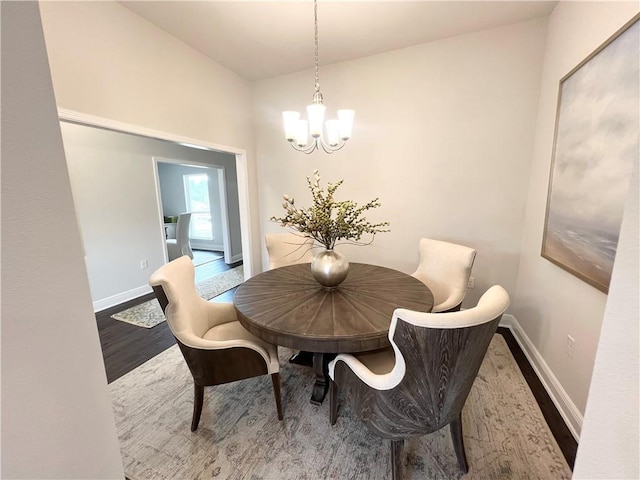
[{"left": 353, "top": 348, "right": 395, "bottom": 375}]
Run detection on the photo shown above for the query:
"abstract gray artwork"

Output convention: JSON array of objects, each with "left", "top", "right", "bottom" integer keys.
[{"left": 542, "top": 15, "right": 639, "bottom": 293}]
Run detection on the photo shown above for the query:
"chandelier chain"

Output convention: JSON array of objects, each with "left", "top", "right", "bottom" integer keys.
[{"left": 313, "top": 0, "right": 320, "bottom": 93}]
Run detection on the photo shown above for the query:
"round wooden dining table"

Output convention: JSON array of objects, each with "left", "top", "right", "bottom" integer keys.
[{"left": 233, "top": 262, "right": 434, "bottom": 405}]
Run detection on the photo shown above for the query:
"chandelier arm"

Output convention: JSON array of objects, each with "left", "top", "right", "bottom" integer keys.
[
  {"left": 289, "top": 140, "right": 318, "bottom": 154},
  {"left": 319, "top": 139, "right": 346, "bottom": 154}
]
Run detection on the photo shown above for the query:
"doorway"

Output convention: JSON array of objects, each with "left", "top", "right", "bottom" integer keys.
[
  {"left": 155, "top": 159, "right": 236, "bottom": 265},
  {"left": 59, "top": 110, "right": 253, "bottom": 312}
]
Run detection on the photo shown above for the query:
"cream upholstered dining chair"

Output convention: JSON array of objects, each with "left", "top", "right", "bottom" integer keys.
[
  {"left": 328, "top": 285, "right": 510, "bottom": 480},
  {"left": 166, "top": 213, "right": 194, "bottom": 261},
  {"left": 265, "top": 232, "right": 316, "bottom": 365},
  {"left": 149, "top": 256, "right": 283, "bottom": 431},
  {"left": 265, "top": 232, "right": 315, "bottom": 269},
  {"left": 411, "top": 237, "right": 477, "bottom": 312}
]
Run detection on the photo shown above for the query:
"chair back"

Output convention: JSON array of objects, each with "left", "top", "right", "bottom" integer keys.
[
  {"left": 337, "top": 285, "right": 509, "bottom": 439},
  {"left": 175, "top": 213, "right": 193, "bottom": 258},
  {"left": 411, "top": 238, "right": 476, "bottom": 312},
  {"left": 265, "top": 232, "right": 314, "bottom": 269},
  {"left": 149, "top": 256, "right": 210, "bottom": 342}
]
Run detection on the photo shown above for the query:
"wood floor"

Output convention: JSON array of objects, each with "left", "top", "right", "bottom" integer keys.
[{"left": 96, "top": 261, "right": 577, "bottom": 470}]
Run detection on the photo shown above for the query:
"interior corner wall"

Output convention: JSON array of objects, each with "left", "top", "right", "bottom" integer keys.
[
  {"left": 253, "top": 18, "right": 548, "bottom": 304},
  {"left": 38, "top": 0, "right": 261, "bottom": 274},
  {"left": 1, "top": 2, "right": 124, "bottom": 478},
  {"left": 511, "top": 1, "right": 640, "bottom": 427}
]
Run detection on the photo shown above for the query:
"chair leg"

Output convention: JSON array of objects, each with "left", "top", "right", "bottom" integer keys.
[
  {"left": 329, "top": 379, "right": 338, "bottom": 425},
  {"left": 390, "top": 439, "right": 404, "bottom": 480},
  {"left": 191, "top": 384, "right": 204, "bottom": 432},
  {"left": 450, "top": 413, "right": 469, "bottom": 473},
  {"left": 271, "top": 373, "right": 283, "bottom": 420}
]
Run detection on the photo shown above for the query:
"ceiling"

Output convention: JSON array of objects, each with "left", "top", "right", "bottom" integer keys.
[{"left": 119, "top": 1, "right": 558, "bottom": 82}]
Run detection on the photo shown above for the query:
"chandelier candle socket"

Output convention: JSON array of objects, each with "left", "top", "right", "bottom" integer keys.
[{"left": 282, "top": 0, "right": 354, "bottom": 154}]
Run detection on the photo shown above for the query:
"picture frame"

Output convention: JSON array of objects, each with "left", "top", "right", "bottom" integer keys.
[{"left": 541, "top": 13, "right": 639, "bottom": 294}]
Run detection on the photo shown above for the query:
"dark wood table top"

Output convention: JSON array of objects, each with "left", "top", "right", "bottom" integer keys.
[{"left": 234, "top": 263, "right": 434, "bottom": 353}]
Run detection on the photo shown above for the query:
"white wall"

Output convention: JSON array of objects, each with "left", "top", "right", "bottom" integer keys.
[
  {"left": 253, "top": 18, "right": 548, "bottom": 307},
  {"left": 0, "top": 3, "right": 124, "bottom": 477},
  {"left": 39, "top": 0, "right": 261, "bottom": 274},
  {"left": 61, "top": 122, "right": 242, "bottom": 311},
  {"left": 573, "top": 157, "right": 639, "bottom": 478},
  {"left": 511, "top": 1, "right": 639, "bottom": 435}
]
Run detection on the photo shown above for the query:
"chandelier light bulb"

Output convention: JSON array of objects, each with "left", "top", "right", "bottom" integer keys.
[
  {"left": 295, "top": 119, "right": 309, "bottom": 148},
  {"left": 337, "top": 109, "right": 355, "bottom": 140},
  {"left": 306, "top": 103, "right": 326, "bottom": 138},
  {"left": 283, "top": 111, "right": 301, "bottom": 142},
  {"left": 325, "top": 119, "right": 340, "bottom": 147}
]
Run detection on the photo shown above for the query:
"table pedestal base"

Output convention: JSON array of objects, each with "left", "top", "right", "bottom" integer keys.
[
  {"left": 310, "top": 352, "right": 336, "bottom": 405},
  {"left": 288, "top": 350, "right": 314, "bottom": 367}
]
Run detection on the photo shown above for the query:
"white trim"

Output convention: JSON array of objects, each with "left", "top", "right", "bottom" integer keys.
[
  {"left": 94, "top": 285, "right": 152, "bottom": 312},
  {"left": 235, "top": 150, "right": 252, "bottom": 278},
  {"left": 231, "top": 253, "right": 244, "bottom": 265},
  {"left": 58, "top": 108, "right": 245, "bottom": 154},
  {"left": 192, "top": 243, "right": 225, "bottom": 252},
  {"left": 58, "top": 108, "right": 253, "bottom": 278},
  {"left": 151, "top": 157, "right": 171, "bottom": 264},
  {"left": 216, "top": 167, "right": 233, "bottom": 264},
  {"left": 499, "top": 314, "right": 583, "bottom": 441}
]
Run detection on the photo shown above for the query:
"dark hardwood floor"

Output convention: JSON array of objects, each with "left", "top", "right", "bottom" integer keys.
[
  {"left": 95, "top": 254, "right": 239, "bottom": 384},
  {"left": 96, "top": 268, "right": 577, "bottom": 470},
  {"left": 498, "top": 327, "right": 578, "bottom": 469}
]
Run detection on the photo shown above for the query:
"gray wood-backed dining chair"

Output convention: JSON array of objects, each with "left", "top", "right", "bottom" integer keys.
[
  {"left": 149, "top": 256, "right": 283, "bottom": 431},
  {"left": 411, "top": 237, "right": 477, "bottom": 312},
  {"left": 328, "top": 285, "right": 510, "bottom": 480}
]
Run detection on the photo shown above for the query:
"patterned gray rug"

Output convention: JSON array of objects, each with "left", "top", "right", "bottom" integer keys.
[
  {"left": 111, "top": 266, "right": 244, "bottom": 328},
  {"left": 109, "top": 335, "right": 571, "bottom": 479}
]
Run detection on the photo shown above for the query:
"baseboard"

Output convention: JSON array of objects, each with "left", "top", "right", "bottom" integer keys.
[
  {"left": 499, "top": 314, "right": 583, "bottom": 441},
  {"left": 230, "top": 253, "right": 243, "bottom": 263},
  {"left": 93, "top": 284, "right": 152, "bottom": 313},
  {"left": 191, "top": 243, "right": 224, "bottom": 251}
]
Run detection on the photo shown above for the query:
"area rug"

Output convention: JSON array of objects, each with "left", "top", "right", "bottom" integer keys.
[
  {"left": 111, "top": 266, "right": 244, "bottom": 328},
  {"left": 109, "top": 335, "right": 571, "bottom": 479}
]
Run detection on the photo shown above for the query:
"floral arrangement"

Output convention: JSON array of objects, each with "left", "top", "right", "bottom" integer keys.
[{"left": 271, "top": 170, "right": 390, "bottom": 250}]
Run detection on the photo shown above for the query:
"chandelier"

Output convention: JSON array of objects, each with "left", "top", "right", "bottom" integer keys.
[{"left": 282, "top": 0, "right": 354, "bottom": 154}]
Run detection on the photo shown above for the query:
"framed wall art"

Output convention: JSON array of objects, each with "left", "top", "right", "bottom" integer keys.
[{"left": 542, "top": 13, "right": 639, "bottom": 293}]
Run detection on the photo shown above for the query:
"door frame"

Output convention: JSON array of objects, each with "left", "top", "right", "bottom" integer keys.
[
  {"left": 57, "top": 108, "right": 254, "bottom": 279},
  {"left": 153, "top": 158, "right": 235, "bottom": 264}
]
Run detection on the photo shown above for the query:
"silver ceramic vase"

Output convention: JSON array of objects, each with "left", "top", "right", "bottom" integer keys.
[{"left": 311, "top": 249, "right": 349, "bottom": 288}]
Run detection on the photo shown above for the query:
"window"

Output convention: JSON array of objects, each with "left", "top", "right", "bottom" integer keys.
[{"left": 184, "top": 173, "right": 213, "bottom": 240}]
